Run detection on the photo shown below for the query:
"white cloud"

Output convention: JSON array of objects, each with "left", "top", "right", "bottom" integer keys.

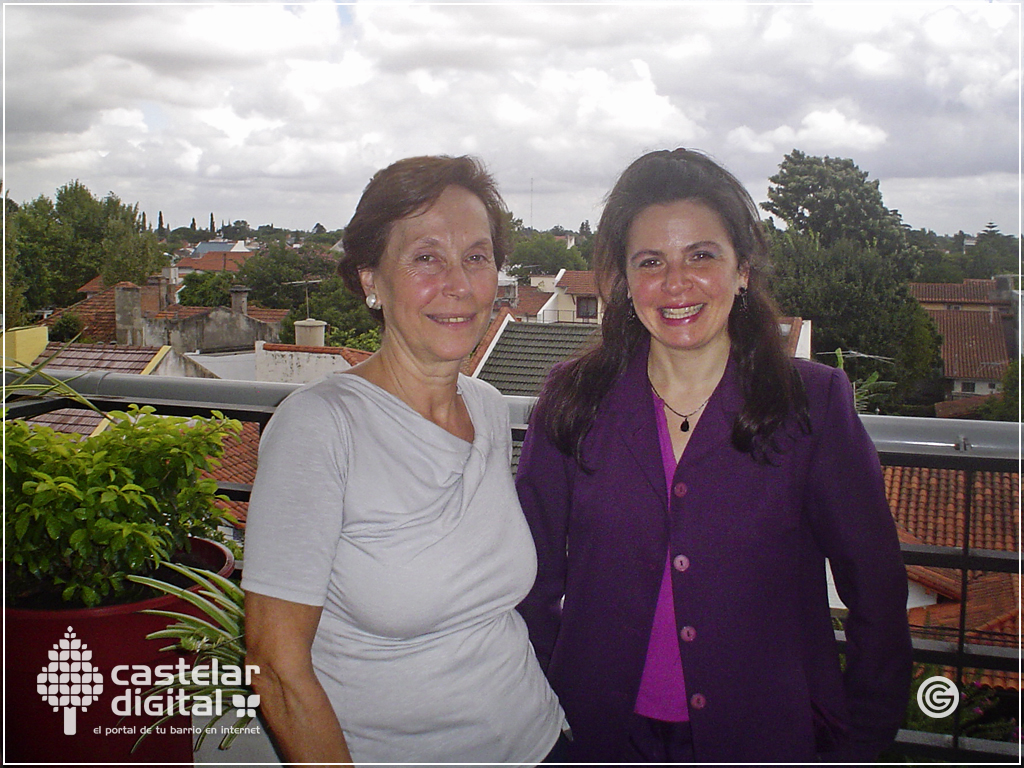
[
  {"left": 2, "top": 2, "right": 1017, "bottom": 235},
  {"left": 728, "top": 109, "right": 888, "bottom": 155}
]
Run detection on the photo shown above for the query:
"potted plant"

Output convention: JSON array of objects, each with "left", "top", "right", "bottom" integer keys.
[
  {"left": 127, "top": 563, "right": 282, "bottom": 762},
  {"left": 4, "top": 366, "right": 242, "bottom": 764}
]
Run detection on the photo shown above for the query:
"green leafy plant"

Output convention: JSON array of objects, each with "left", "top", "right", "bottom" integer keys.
[
  {"left": 127, "top": 564, "right": 253, "bottom": 752},
  {"left": 833, "top": 347, "right": 896, "bottom": 413},
  {"left": 5, "top": 405, "right": 241, "bottom": 608}
]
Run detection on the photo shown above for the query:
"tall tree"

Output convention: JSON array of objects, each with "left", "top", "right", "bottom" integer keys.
[
  {"left": 766, "top": 224, "right": 941, "bottom": 410},
  {"left": 9, "top": 181, "right": 166, "bottom": 309},
  {"left": 209, "top": 212, "right": 216, "bottom": 236},
  {"left": 762, "top": 150, "right": 910, "bottom": 264}
]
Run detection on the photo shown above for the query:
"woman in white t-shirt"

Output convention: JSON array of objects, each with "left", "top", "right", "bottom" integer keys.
[{"left": 241, "top": 155, "right": 564, "bottom": 765}]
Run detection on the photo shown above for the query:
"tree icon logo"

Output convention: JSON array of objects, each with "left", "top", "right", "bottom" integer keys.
[{"left": 36, "top": 626, "right": 104, "bottom": 735}]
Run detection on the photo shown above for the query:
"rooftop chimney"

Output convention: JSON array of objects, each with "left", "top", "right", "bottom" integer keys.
[{"left": 230, "top": 285, "right": 250, "bottom": 315}]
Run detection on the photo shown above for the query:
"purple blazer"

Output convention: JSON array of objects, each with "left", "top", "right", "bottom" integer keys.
[{"left": 516, "top": 339, "right": 912, "bottom": 763}]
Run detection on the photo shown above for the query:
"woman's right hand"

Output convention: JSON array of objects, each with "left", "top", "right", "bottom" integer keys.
[{"left": 245, "top": 591, "right": 354, "bottom": 766}]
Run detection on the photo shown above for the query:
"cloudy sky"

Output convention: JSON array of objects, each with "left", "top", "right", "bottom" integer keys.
[{"left": 4, "top": 1, "right": 1020, "bottom": 239}]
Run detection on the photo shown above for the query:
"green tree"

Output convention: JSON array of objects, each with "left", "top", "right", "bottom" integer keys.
[
  {"left": 221, "top": 220, "right": 251, "bottom": 241},
  {"left": 236, "top": 242, "right": 335, "bottom": 310},
  {"left": 506, "top": 232, "right": 587, "bottom": 280},
  {"left": 767, "top": 225, "right": 942, "bottom": 410},
  {"left": 762, "top": 150, "right": 910, "bottom": 262},
  {"left": 98, "top": 196, "right": 167, "bottom": 287},
  {"left": 3, "top": 188, "right": 31, "bottom": 326},
  {"left": 278, "top": 277, "right": 378, "bottom": 349},
  {"left": 8, "top": 181, "right": 167, "bottom": 310},
  {"left": 977, "top": 357, "right": 1020, "bottom": 422},
  {"left": 177, "top": 271, "right": 233, "bottom": 307},
  {"left": 966, "top": 223, "right": 1019, "bottom": 279}
]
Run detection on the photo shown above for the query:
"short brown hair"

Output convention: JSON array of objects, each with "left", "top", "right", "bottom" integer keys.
[{"left": 338, "top": 155, "right": 510, "bottom": 321}]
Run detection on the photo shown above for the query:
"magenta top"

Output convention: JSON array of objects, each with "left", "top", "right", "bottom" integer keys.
[{"left": 632, "top": 390, "right": 690, "bottom": 722}]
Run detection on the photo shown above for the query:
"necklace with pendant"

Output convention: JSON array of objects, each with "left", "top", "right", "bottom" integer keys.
[{"left": 648, "top": 377, "right": 712, "bottom": 433}]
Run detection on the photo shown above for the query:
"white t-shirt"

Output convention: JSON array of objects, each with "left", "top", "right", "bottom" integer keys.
[{"left": 242, "top": 373, "right": 563, "bottom": 764}]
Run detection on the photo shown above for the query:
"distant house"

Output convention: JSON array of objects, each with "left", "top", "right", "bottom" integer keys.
[
  {"left": 175, "top": 240, "right": 254, "bottom": 276},
  {"left": 146, "top": 287, "right": 288, "bottom": 354},
  {"left": 909, "top": 278, "right": 1016, "bottom": 400},
  {"left": 524, "top": 269, "right": 604, "bottom": 324}
]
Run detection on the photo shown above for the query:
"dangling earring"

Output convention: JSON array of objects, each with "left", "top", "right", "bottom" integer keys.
[
  {"left": 737, "top": 286, "right": 749, "bottom": 313},
  {"left": 365, "top": 292, "right": 380, "bottom": 310}
]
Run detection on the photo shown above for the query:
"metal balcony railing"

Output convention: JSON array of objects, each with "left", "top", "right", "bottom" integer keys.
[{"left": 6, "top": 369, "right": 1022, "bottom": 762}]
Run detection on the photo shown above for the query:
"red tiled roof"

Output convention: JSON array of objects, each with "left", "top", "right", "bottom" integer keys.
[
  {"left": 934, "top": 393, "right": 1001, "bottom": 418},
  {"left": 23, "top": 342, "right": 165, "bottom": 435},
  {"left": 555, "top": 270, "right": 597, "bottom": 296},
  {"left": 925, "top": 309, "right": 1009, "bottom": 381},
  {"left": 31, "top": 342, "right": 164, "bottom": 373},
  {"left": 462, "top": 307, "right": 514, "bottom": 376},
  {"left": 246, "top": 307, "right": 290, "bottom": 324},
  {"left": 176, "top": 250, "right": 254, "bottom": 273},
  {"left": 885, "top": 466, "right": 1018, "bottom": 551},
  {"left": 262, "top": 343, "right": 373, "bottom": 366},
  {"left": 909, "top": 279, "right": 1002, "bottom": 305},
  {"left": 41, "top": 282, "right": 141, "bottom": 342},
  {"left": 513, "top": 284, "right": 553, "bottom": 318},
  {"left": 907, "top": 573, "right": 1020, "bottom": 689},
  {"left": 206, "top": 421, "right": 260, "bottom": 525},
  {"left": 77, "top": 275, "right": 106, "bottom": 294}
]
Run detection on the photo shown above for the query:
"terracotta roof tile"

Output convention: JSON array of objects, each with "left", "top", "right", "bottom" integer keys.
[
  {"left": 31, "top": 341, "right": 164, "bottom": 373},
  {"left": 925, "top": 309, "right": 1009, "bottom": 381},
  {"left": 41, "top": 283, "right": 137, "bottom": 343},
  {"left": 246, "top": 307, "right": 290, "bottom": 324},
  {"left": 934, "top": 393, "right": 1001, "bottom": 418},
  {"left": 175, "top": 250, "right": 254, "bottom": 273},
  {"left": 555, "top": 270, "right": 597, "bottom": 296},
  {"left": 909, "top": 279, "right": 1002, "bottom": 305},
  {"left": 77, "top": 275, "right": 106, "bottom": 294},
  {"left": 512, "top": 284, "right": 553, "bottom": 318},
  {"left": 206, "top": 421, "right": 260, "bottom": 525},
  {"left": 21, "top": 342, "right": 165, "bottom": 435},
  {"left": 884, "top": 466, "right": 1018, "bottom": 551}
]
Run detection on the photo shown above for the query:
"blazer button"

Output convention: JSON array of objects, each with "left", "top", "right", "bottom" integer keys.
[
  {"left": 690, "top": 693, "right": 706, "bottom": 710},
  {"left": 673, "top": 482, "right": 688, "bottom": 498},
  {"left": 680, "top": 625, "right": 697, "bottom": 642},
  {"left": 672, "top": 554, "right": 690, "bottom": 572}
]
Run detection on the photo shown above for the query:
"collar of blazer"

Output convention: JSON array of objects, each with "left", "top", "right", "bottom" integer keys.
[{"left": 598, "top": 334, "right": 745, "bottom": 498}]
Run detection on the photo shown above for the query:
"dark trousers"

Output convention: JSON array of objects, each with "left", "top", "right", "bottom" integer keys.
[
  {"left": 623, "top": 713, "right": 694, "bottom": 764},
  {"left": 543, "top": 714, "right": 694, "bottom": 764}
]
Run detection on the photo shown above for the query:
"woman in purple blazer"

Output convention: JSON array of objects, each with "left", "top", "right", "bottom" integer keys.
[{"left": 516, "top": 149, "right": 912, "bottom": 763}]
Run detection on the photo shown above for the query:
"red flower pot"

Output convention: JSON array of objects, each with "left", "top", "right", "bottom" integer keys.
[{"left": 5, "top": 538, "right": 235, "bottom": 763}]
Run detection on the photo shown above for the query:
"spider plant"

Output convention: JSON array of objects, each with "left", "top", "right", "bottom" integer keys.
[{"left": 127, "top": 563, "right": 253, "bottom": 752}]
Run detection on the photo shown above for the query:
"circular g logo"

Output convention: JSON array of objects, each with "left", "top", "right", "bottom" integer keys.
[{"left": 916, "top": 675, "right": 959, "bottom": 718}]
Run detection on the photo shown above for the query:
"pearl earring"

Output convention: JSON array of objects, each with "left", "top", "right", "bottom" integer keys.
[{"left": 365, "top": 292, "right": 380, "bottom": 310}]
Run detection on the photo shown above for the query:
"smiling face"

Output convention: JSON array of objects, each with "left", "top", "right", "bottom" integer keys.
[
  {"left": 625, "top": 198, "right": 748, "bottom": 360},
  {"left": 359, "top": 184, "right": 498, "bottom": 369}
]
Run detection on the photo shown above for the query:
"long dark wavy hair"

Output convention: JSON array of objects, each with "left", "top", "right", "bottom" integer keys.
[{"left": 537, "top": 148, "right": 809, "bottom": 465}]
